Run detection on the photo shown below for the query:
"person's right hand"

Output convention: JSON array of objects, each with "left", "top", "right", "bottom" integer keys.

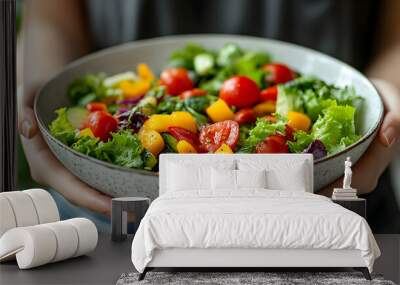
[{"left": 19, "top": 89, "right": 112, "bottom": 216}]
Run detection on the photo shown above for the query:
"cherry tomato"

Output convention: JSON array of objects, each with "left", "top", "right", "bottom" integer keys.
[
  {"left": 255, "top": 134, "right": 288, "bottom": 153},
  {"left": 263, "top": 63, "right": 295, "bottom": 84},
  {"left": 167, "top": 126, "right": 201, "bottom": 151},
  {"left": 160, "top": 67, "right": 194, "bottom": 96},
  {"left": 86, "top": 111, "right": 118, "bottom": 142},
  {"left": 285, "top": 124, "right": 295, "bottom": 141},
  {"left": 234, "top": 108, "right": 256, "bottom": 125},
  {"left": 260, "top": 85, "right": 278, "bottom": 101},
  {"left": 179, "top": 88, "right": 207, "bottom": 100},
  {"left": 199, "top": 120, "right": 240, "bottom": 152},
  {"left": 219, "top": 76, "right": 260, "bottom": 108},
  {"left": 86, "top": 102, "right": 108, "bottom": 112}
]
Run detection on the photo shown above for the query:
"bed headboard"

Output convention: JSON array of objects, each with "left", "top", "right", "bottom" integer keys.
[{"left": 159, "top": 154, "right": 314, "bottom": 195}]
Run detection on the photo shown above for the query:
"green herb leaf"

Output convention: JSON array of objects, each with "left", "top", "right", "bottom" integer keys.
[{"left": 49, "top": 108, "right": 77, "bottom": 145}]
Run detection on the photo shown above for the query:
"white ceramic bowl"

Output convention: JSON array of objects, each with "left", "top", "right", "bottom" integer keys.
[{"left": 35, "top": 35, "right": 383, "bottom": 199}]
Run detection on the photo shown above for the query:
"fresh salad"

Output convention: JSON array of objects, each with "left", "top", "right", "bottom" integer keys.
[{"left": 49, "top": 43, "right": 363, "bottom": 171}]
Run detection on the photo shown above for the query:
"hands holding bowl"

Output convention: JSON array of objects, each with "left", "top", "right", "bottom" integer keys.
[{"left": 20, "top": 37, "right": 400, "bottom": 215}]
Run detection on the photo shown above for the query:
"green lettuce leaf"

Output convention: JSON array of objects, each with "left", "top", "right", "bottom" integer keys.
[
  {"left": 167, "top": 43, "right": 207, "bottom": 70},
  {"left": 276, "top": 76, "right": 363, "bottom": 122},
  {"left": 95, "top": 131, "right": 144, "bottom": 169},
  {"left": 217, "top": 43, "right": 243, "bottom": 67},
  {"left": 237, "top": 124, "right": 253, "bottom": 150},
  {"left": 71, "top": 136, "right": 100, "bottom": 156},
  {"left": 311, "top": 104, "right": 360, "bottom": 154},
  {"left": 239, "top": 118, "right": 286, "bottom": 153},
  {"left": 287, "top": 130, "right": 313, "bottom": 153},
  {"left": 235, "top": 51, "right": 271, "bottom": 86},
  {"left": 302, "top": 90, "right": 337, "bottom": 121},
  {"left": 276, "top": 84, "right": 305, "bottom": 116},
  {"left": 199, "top": 66, "right": 235, "bottom": 95},
  {"left": 67, "top": 73, "right": 121, "bottom": 106},
  {"left": 49, "top": 108, "right": 77, "bottom": 145}
]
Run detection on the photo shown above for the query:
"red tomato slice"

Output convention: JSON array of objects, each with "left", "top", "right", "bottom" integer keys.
[
  {"left": 285, "top": 124, "right": 295, "bottom": 141},
  {"left": 160, "top": 67, "right": 194, "bottom": 96},
  {"left": 86, "top": 102, "right": 108, "bottom": 112},
  {"left": 167, "top": 126, "right": 201, "bottom": 150},
  {"left": 199, "top": 120, "right": 240, "bottom": 152},
  {"left": 260, "top": 85, "right": 278, "bottom": 101},
  {"left": 219, "top": 76, "right": 260, "bottom": 108},
  {"left": 179, "top": 89, "right": 207, "bottom": 100},
  {"left": 86, "top": 111, "right": 118, "bottom": 142},
  {"left": 263, "top": 63, "right": 295, "bottom": 84},
  {"left": 234, "top": 108, "right": 256, "bottom": 125},
  {"left": 255, "top": 134, "right": 288, "bottom": 153}
]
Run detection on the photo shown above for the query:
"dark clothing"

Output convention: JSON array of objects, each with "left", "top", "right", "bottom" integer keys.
[
  {"left": 85, "top": 0, "right": 379, "bottom": 70},
  {"left": 84, "top": 0, "right": 399, "bottom": 233}
]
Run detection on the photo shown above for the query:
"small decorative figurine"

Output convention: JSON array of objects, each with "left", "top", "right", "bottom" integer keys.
[
  {"left": 343, "top": 157, "right": 352, "bottom": 189},
  {"left": 332, "top": 157, "right": 358, "bottom": 200}
]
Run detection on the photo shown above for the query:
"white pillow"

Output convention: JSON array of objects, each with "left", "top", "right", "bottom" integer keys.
[
  {"left": 267, "top": 164, "right": 308, "bottom": 191},
  {"left": 167, "top": 161, "right": 236, "bottom": 192},
  {"left": 236, "top": 169, "right": 267, "bottom": 189},
  {"left": 211, "top": 168, "right": 236, "bottom": 190},
  {"left": 211, "top": 169, "right": 267, "bottom": 190},
  {"left": 167, "top": 163, "right": 209, "bottom": 191},
  {"left": 237, "top": 159, "right": 310, "bottom": 191}
]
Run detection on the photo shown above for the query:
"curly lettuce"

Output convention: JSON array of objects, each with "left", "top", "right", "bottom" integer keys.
[
  {"left": 287, "top": 130, "right": 313, "bottom": 153},
  {"left": 71, "top": 136, "right": 99, "bottom": 156},
  {"left": 239, "top": 118, "right": 286, "bottom": 153},
  {"left": 276, "top": 84, "right": 305, "bottom": 116},
  {"left": 68, "top": 73, "right": 121, "bottom": 106},
  {"left": 311, "top": 104, "right": 360, "bottom": 154},
  {"left": 95, "top": 131, "right": 144, "bottom": 169},
  {"left": 49, "top": 108, "right": 76, "bottom": 145},
  {"left": 276, "top": 76, "right": 363, "bottom": 121},
  {"left": 288, "top": 104, "right": 360, "bottom": 155},
  {"left": 71, "top": 130, "right": 150, "bottom": 170}
]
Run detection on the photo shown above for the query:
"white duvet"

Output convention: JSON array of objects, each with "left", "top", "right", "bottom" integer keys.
[{"left": 131, "top": 190, "right": 380, "bottom": 273}]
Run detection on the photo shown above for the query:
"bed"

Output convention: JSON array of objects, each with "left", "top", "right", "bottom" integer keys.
[{"left": 131, "top": 154, "right": 380, "bottom": 280}]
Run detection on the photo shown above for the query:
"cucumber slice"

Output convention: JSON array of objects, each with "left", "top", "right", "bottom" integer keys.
[
  {"left": 67, "top": 107, "right": 89, "bottom": 129},
  {"left": 77, "top": 93, "right": 96, "bottom": 107},
  {"left": 194, "top": 53, "right": 214, "bottom": 76},
  {"left": 142, "top": 150, "right": 157, "bottom": 170},
  {"left": 217, "top": 44, "right": 242, "bottom": 67},
  {"left": 103, "top": 71, "right": 138, "bottom": 87},
  {"left": 162, "top": 133, "right": 178, "bottom": 153}
]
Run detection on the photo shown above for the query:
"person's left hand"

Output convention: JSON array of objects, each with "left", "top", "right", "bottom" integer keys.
[{"left": 318, "top": 78, "right": 400, "bottom": 196}]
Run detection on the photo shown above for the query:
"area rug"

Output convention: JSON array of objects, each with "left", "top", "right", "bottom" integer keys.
[{"left": 116, "top": 271, "right": 395, "bottom": 285}]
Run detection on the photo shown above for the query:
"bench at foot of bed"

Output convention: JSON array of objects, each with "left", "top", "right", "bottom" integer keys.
[{"left": 137, "top": 267, "right": 372, "bottom": 281}]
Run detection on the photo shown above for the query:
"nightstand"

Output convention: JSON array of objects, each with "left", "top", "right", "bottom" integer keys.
[
  {"left": 111, "top": 197, "right": 150, "bottom": 242},
  {"left": 332, "top": 198, "right": 366, "bottom": 219}
]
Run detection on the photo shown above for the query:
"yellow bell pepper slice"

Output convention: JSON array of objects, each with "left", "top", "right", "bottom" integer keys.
[
  {"left": 139, "top": 128, "right": 165, "bottom": 156},
  {"left": 119, "top": 80, "right": 151, "bottom": 99},
  {"left": 253, "top": 100, "right": 276, "bottom": 117},
  {"left": 137, "top": 63, "right": 155, "bottom": 82},
  {"left": 206, "top": 99, "right": 235, "bottom": 122},
  {"left": 215, "top": 143, "right": 233, "bottom": 154},
  {"left": 169, "top": 111, "right": 197, "bottom": 133},
  {"left": 176, "top": 140, "right": 197, "bottom": 153},
  {"left": 287, "top": 111, "right": 311, "bottom": 132},
  {"left": 143, "top": 111, "right": 197, "bottom": 133},
  {"left": 79, "top": 128, "right": 95, "bottom": 138},
  {"left": 143, "top": 114, "right": 171, "bottom": 132}
]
